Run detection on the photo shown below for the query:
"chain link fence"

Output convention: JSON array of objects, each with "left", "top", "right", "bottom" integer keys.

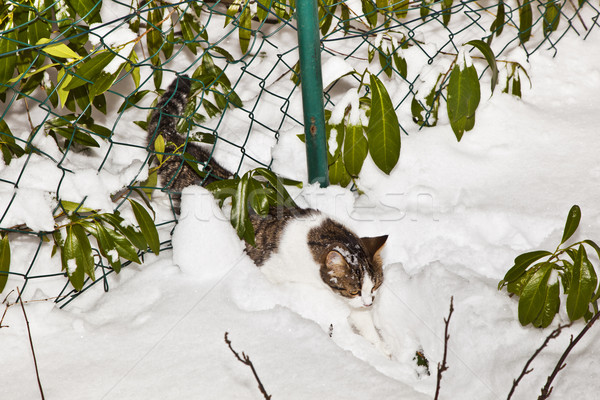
[{"left": 0, "top": 0, "right": 598, "bottom": 306}]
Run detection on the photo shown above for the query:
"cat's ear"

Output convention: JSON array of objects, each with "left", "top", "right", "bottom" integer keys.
[
  {"left": 325, "top": 250, "right": 350, "bottom": 278},
  {"left": 360, "top": 235, "right": 388, "bottom": 261}
]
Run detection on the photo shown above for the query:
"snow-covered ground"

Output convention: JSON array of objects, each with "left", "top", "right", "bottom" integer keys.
[{"left": 3, "top": 4, "right": 600, "bottom": 400}]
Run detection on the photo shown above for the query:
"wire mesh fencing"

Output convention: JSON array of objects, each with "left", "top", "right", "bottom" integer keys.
[{"left": 0, "top": 0, "right": 598, "bottom": 306}]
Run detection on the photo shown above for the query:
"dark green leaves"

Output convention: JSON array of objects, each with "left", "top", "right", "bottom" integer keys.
[
  {"left": 519, "top": 0, "right": 533, "bottom": 44},
  {"left": 465, "top": 40, "right": 498, "bottom": 94},
  {"left": 447, "top": 55, "right": 481, "bottom": 141},
  {"left": 0, "top": 32, "right": 18, "bottom": 91},
  {"left": 0, "top": 234, "right": 10, "bottom": 294},
  {"left": 206, "top": 168, "right": 300, "bottom": 245},
  {"left": 501, "top": 250, "right": 552, "bottom": 288},
  {"left": 543, "top": 0, "right": 561, "bottom": 36},
  {"left": 62, "top": 224, "right": 94, "bottom": 291},
  {"left": 561, "top": 205, "right": 580, "bottom": 244},
  {"left": 367, "top": 74, "right": 401, "bottom": 174},
  {"left": 518, "top": 263, "right": 552, "bottom": 326},
  {"left": 566, "top": 246, "right": 597, "bottom": 321},
  {"left": 47, "top": 198, "right": 160, "bottom": 291},
  {"left": 500, "top": 205, "right": 600, "bottom": 327},
  {"left": 343, "top": 123, "right": 368, "bottom": 176},
  {"left": 128, "top": 199, "right": 160, "bottom": 255}
]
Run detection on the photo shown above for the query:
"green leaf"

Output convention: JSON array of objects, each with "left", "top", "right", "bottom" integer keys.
[
  {"left": 362, "top": 0, "right": 378, "bottom": 27},
  {"left": 65, "top": 51, "right": 116, "bottom": 90},
  {"left": 253, "top": 168, "right": 297, "bottom": 207},
  {"left": 465, "top": 40, "right": 499, "bottom": 94},
  {"left": 206, "top": 178, "right": 240, "bottom": 204},
  {"left": 248, "top": 179, "right": 270, "bottom": 215},
  {"left": 420, "top": 0, "right": 432, "bottom": 20},
  {"left": 392, "top": 0, "right": 409, "bottom": 18},
  {"left": 231, "top": 172, "right": 255, "bottom": 245},
  {"left": 54, "top": 126, "right": 100, "bottom": 148},
  {"left": 0, "top": 32, "right": 18, "bottom": 90},
  {"left": 118, "top": 89, "right": 151, "bottom": 113},
  {"left": 61, "top": 225, "right": 85, "bottom": 290},
  {"left": 566, "top": 245, "right": 598, "bottom": 321},
  {"left": 154, "top": 133, "right": 165, "bottom": 164},
  {"left": 36, "top": 38, "right": 81, "bottom": 59},
  {"left": 411, "top": 74, "right": 442, "bottom": 127},
  {"left": 511, "top": 74, "right": 522, "bottom": 98},
  {"left": 534, "top": 281, "right": 560, "bottom": 328},
  {"left": 343, "top": 123, "right": 368, "bottom": 176},
  {"left": 99, "top": 212, "right": 147, "bottom": 251},
  {"left": 0, "top": 235, "right": 10, "bottom": 293},
  {"left": 128, "top": 199, "right": 160, "bottom": 255},
  {"left": 519, "top": 1, "right": 533, "bottom": 44},
  {"left": 104, "top": 228, "right": 140, "bottom": 264},
  {"left": 367, "top": 74, "right": 401, "bottom": 174},
  {"left": 65, "top": 0, "right": 101, "bottom": 24},
  {"left": 328, "top": 155, "right": 352, "bottom": 187},
  {"left": 59, "top": 200, "right": 95, "bottom": 214},
  {"left": 257, "top": 0, "right": 269, "bottom": 22},
  {"left": 518, "top": 263, "right": 552, "bottom": 326},
  {"left": 239, "top": 6, "right": 252, "bottom": 53},
  {"left": 490, "top": 0, "right": 505, "bottom": 37},
  {"left": 543, "top": 0, "right": 560, "bottom": 36},
  {"left": 89, "top": 220, "right": 121, "bottom": 273},
  {"left": 442, "top": 0, "right": 453, "bottom": 26},
  {"left": 447, "top": 61, "right": 481, "bottom": 141},
  {"left": 72, "top": 224, "right": 95, "bottom": 281},
  {"left": 393, "top": 52, "right": 407, "bottom": 78},
  {"left": 502, "top": 250, "right": 552, "bottom": 285},
  {"left": 561, "top": 205, "right": 581, "bottom": 245},
  {"left": 147, "top": 8, "right": 163, "bottom": 59},
  {"left": 583, "top": 239, "right": 600, "bottom": 262}
]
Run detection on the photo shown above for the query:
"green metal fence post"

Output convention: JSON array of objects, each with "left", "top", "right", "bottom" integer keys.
[{"left": 296, "top": 0, "right": 329, "bottom": 187}]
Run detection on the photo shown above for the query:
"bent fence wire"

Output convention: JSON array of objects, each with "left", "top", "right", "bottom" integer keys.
[{"left": 0, "top": 0, "right": 598, "bottom": 306}]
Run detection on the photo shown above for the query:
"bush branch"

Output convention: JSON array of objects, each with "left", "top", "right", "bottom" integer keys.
[
  {"left": 224, "top": 332, "right": 271, "bottom": 400},
  {"left": 17, "top": 287, "right": 45, "bottom": 400},
  {"left": 434, "top": 296, "right": 454, "bottom": 400},
  {"left": 506, "top": 323, "right": 571, "bottom": 400},
  {"left": 538, "top": 311, "right": 600, "bottom": 399}
]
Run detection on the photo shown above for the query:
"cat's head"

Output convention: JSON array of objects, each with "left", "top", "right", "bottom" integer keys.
[{"left": 319, "top": 235, "right": 388, "bottom": 308}]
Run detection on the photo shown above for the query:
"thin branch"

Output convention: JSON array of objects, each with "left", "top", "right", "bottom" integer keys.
[
  {"left": 224, "top": 332, "right": 272, "bottom": 400},
  {"left": 538, "top": 311, "right": 600, "bottom": 400},
  {"left": 434, "top": 296, "right": 454, "bottom": 400},
  {"left": 507, "top": 323, "right": 571, "bottom": 400},
  {"left": 17, "top": 287, "right": 45, "bottom": 400}
]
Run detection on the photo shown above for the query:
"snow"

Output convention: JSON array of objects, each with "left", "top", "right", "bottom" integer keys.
[
  {"left": 3, "top": 5, "right": 600, "bottom": 400},
  {"left": 89, "top": 22, "right": 137, "bottom": 74}
]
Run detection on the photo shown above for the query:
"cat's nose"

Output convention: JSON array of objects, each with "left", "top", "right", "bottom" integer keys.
[{"left": 362, "top": 295, "right": 373, "bottom": 307}]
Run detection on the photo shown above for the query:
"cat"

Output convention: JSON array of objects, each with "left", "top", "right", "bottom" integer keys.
[{"left": 148, "top": 75, "right": 390, "bottom": 352}]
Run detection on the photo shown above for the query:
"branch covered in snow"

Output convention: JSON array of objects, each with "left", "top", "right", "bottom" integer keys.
[
  {"left": 434, "top": 296, "right": 454, "bottom": 400},
  {"left": 224, "top": 332, "right": 272, "bottom": 400}
]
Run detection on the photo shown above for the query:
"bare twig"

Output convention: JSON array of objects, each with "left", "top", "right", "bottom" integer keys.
[
  {"left": 434, "top": 296, "right": 454, "bottom": 400},
  {"left": 538, "top": 311, "right": 600, "bottom": 400},
  {"left": 224, "top": 332, "right": 271, "bottom": 400},
  {"left": 507, "top": 323, "right": 571, "bottom": 400},
  {"left": 16, "top": 287, "right": 45, "bottom": 400}
]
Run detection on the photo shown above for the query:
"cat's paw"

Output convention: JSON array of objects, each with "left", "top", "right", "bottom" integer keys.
[{"left": 375, "top": 339, "right": 393, "bottom": 359}]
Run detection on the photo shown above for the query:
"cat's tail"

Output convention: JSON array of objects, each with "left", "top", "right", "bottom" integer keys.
[
  {"left": 147, "top": 74, "right": 192, "bottom": 150},
  {"left": 147, "top": 75, "right": 233, "bottom": 193}
]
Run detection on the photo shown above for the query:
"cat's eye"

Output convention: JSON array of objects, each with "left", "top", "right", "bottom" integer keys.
[{"left": 349, "top": 290, "right": 360, "bottom": 296}]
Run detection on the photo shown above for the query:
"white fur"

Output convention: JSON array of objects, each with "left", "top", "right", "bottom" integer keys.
[
  {"left": 361, "top": 274, "right": 375, "bottom": 306},
  {"left": 259, "top": 213, "right": 328, "bottom": 286}
]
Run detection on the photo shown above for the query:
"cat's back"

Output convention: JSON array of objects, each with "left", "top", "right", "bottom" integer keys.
[{"left": 247, "top": 207, "right": 325, "bottom": 284}]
